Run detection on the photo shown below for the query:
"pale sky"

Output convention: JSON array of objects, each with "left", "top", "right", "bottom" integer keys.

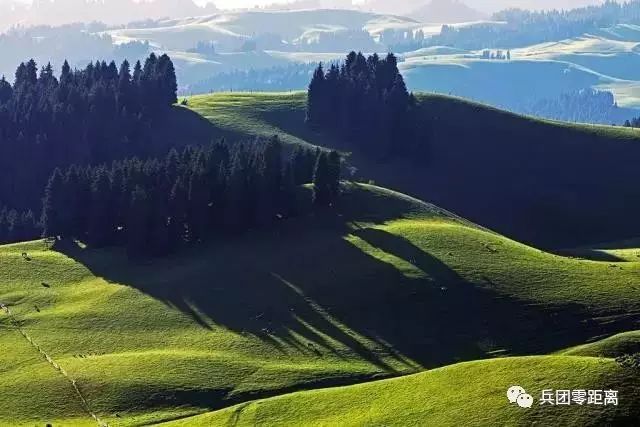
[
  {"left": 202, "top": 0, "right": 603, "bottom": 12},
  {"left": 9, "top": 0, "right": 608, "bottom": 13}
]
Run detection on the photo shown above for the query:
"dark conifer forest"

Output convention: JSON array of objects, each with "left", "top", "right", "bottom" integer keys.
[
  {"left": 0, "top": 52, "right": 178, "bottom": 242},
  {"left": 40, "top": 137, "right": 340, "bottom": 258},
  {"left": 0, "top": 53, "right": 341, "bottom": 251},
  {"left": 306, "top": 51, "right": 425, "bottom": 159}
]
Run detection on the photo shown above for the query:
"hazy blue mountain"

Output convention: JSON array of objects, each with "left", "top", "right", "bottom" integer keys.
[
  {"left": 411, "top": 0, "right": 487, "bottom": 23},
  {"left": 0, "top": 0, "right": 219, "bottom": 31}
]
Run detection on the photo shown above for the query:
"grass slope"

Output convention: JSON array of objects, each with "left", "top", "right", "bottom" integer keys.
[
  {"left": 181, "top": 91, "right": 640, "bottom": 248},
  {"left": 1, "top": 183, "right": 639, "bottom": 425},
  {"left": 561, "top": 331, "right": 640, "bottom": 358},
  {"left": 162, "top": 356, "right": 639, "bottom": 426}
]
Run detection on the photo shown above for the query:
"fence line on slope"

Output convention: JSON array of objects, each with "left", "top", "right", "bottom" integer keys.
[{"left": 0, "top": 303, "right": 109, "bottom": 427}]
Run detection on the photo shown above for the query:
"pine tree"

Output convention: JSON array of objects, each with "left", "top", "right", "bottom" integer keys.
[
  {"left": 0, "top": 76, "right": 12, "bottom": 104},
  {"left": 259, "top": 135, "right": 283, "bottom": 221},
  {"left": 187, "top": 168, "right": 209, "bottom": 242},
  {"left": 327, "top": 150, "right": 341, "bottom": 201},
  {"left": 281, "top": 161, "right": 298, "bottom": 217},
  {"left": 168, "top": 177, "right": 188, "bottom": 250},
  {"left": 87, "top": 168, "right": 113, "bottom": 247},
  {"left": 127, "top": 186, "right": 150, "bottom": 258},
  {"left": 149, "top": 189, "right": 171, "bottom": 256},
  {"left": 306, "top": 63, "right": 327, "bottom": 127},
  {"left": 41, "top": 168, "right": 66, "bottom": 239},
  {"left": 226, "top": 146, "right": 251, "bottom": 231},
  {"left": 0, "top": 208, "right": 7, "bottom": 243},
  {"left": 313, "top": 152, "right": 331, "bottom": 207},
  {"left": 157, "top": 54, "right": 178, "bottom": 106},
  {"left": 5, "top": 209, "right": 18, "bottom": 243}
]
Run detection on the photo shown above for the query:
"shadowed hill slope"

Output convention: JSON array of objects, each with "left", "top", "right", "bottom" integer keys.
[
  {"left": 1, "top": 183, "right": 639, "bottom": 425},
  {"left": 181, "top": 92, "right": 640, "bottom": 248},
  {"left": 161, "top": 356, "right": 640, "bottom": 427}
]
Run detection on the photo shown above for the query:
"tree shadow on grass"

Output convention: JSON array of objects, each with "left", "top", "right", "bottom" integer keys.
[
  {"left": 53, "top": 215, "right": 639, "bottom": 409},
  {"left": 348, "top": 228, "right": 639, "bottom": 362}
]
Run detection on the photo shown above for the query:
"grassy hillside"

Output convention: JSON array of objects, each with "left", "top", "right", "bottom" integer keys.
[
  {"left": 178, "top": 91, "right": 640, "bottom": 248},
  {"left": 161, "top": 356, "right": 640, "bottom": 426},
  {"left": 401, "top": 31, "right": 640, "bottom": 109},
  {"left": 561, "top": 331, "right": 640, "bottom": 358},
  {"left": 1, "top": 183, "right": 639, "bottom": 425}
]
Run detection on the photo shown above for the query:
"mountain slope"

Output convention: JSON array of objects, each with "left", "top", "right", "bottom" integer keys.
[
  {"left": 411, "top": 0, "right": 487, "bottom": 23},
  {"left": 1, "top": 182, "right": 639, "bottom": 425},
  {"left": 181, "top": 92, "right": 640, "bottom": 248},
  {"left": 161, "top": 356, "right": 639, "bottom": 426}
]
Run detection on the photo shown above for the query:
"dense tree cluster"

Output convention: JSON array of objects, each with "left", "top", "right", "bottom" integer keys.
[
  {"left": 0, "top": 207, "right": 40, "bottom": 245},
  {"left": 481, "top": 49, "right": 511, "bottom": 60},
  {"left": 400, "top": 1, "right": 640, "bottom": 51},
  {"left": 522, "top": 89, "right": 628, "bottom": 125},
  {"left": 309, "top": 29, "right": 378, "bottom": 53},
  {"left": 306, "top": 52, "right": 420, "bottom": 158},
  {"left": 624, "top": 117, "right": 640, "bottom": 128},
  {"left": 183, "top": 63, "right": 319, "bottom": 94},
  {"left": 0, "top": 53, "right": 177, "bottom": 213},
  {"left": 41, "top": 137, "right": 341, "bottom": 258}
]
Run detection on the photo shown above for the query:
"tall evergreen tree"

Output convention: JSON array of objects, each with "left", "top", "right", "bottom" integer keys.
[
  {"left": 87, "top": 168, "right": 113, "bottom": 247},
  {"left": 327, "top": 150, "right": 341, "bottom": 201},
  {"left": 41, "top": 168, "right": 66, "bottom": 239},
  {"left": 306, "top": 63, "right": 327, "bottom": 127},
  {"left": 127, "top": 186, "right": 150, "bottom": 258},
  {"left": 313, "top": 152, "right": 332, "bottom": 207},
  {"left": 0, "top": 76, "right": 12, "bottom": 104}
]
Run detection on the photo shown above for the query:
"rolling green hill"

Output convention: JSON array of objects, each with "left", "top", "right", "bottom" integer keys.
[
  {"left": 160, "top": 356, "right": 640, "bottom": 427},
  {"left": 1, "top": 183, "right": 639, "bottom": 425},
  {"left": 172, "top": 91, "right": 640, "bottom": 248}
]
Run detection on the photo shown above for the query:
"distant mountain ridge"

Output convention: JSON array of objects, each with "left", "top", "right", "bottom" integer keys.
[
  {"left": 411, "top": 0, "right": 487, "bottom": 23},
  {"left": 0, "top": 0, "right": 219, "bottom": 31}
]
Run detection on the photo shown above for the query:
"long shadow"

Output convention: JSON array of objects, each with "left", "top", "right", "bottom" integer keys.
[
  {"left": 555, "top": 248, "right": 625, "bottom": 262},
  {"left": 348, "top": 228, "right": 639, "bottom": 363},
  {"left": 53, "top": 216, "right": 640, "bottom": 410},
  {"left": 53, "top": 226, "right": 411, "bottom": 373},
  {"left": 145, "top": 106, "right": 246, "bottom": 159}
]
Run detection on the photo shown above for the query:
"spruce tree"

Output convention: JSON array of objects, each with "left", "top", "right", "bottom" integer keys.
[
  {"left": 282, "top": 161, "right": 298, "bottom": 217},
  {"left": 168, "top": 178, "right": 188, "bottom": 250},
  {"left": 127, "top": 186, "right": 150, "bottom": 258},
  {"left": 87, "top": 168, "right": 113, "bottom": 247},
  {"left": 41, "top": 168, "right": 66, "bottom": 239},
  {"left": 149, "top": 189, "right": 171, "bottom": 256},
  {"left": 187, "top": 168, "right": 209, "bottom": 242},
  {"left": 0, "top": 76, "right": 12, "bottom": 104},
  {"left": 0, "top": 208, "right": 7, "bottom": 243},
  {"left": 327, "top": 150, "right": 341, "bottom": 201},
  {"left": 158, "top": 54, "right": 178, "bottom": 106},
  {"left": 313, "top": 152, "right": 331, "bottom": 207},
  {"left": 306, "top": 63, "right": 327, "bottom": 127}
]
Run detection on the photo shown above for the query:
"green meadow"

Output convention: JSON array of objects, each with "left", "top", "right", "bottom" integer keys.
[{"left": 1, "top": 92, "right": 639, "bottom": 425}]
